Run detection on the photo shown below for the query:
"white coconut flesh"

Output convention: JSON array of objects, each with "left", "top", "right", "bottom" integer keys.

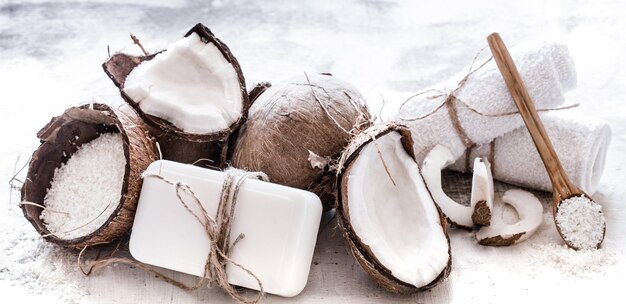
[
  {"left": 123, "top": 32, "right": 243, "bottom": 134},
  {"left": 470, "top": 157, "right": 494, "bottom": 226},
  {"left": 421, "top": 145, "right": 474, "bottom": 228},
  {"left": 476, "top": 189, "right": 544, "bottom": 245},
  {"left": 346, "top": 132, "right": 449, "bottom": 287}
]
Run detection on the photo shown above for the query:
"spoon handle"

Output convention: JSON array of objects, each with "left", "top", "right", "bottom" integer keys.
[{"left": 487, "top": 33, "right": 577, "bottom": 201}]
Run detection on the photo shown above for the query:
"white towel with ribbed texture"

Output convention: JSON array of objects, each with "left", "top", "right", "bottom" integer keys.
[
  {"left": 449, "top": 112, "right": 611, "bottom": 195},
  {"left": 395, "top": 40, "right": 577, "bottom": 164}
]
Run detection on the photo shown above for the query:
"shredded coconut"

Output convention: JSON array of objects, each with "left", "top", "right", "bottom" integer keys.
[
  {"left": 555, "top": 195, "right": 605, "bottom": 249},
  {"left": 41, "top": 133, "right": 126, "bottom": 240},
  {"left": 0, "top": 227, "right": 86, "bottom": 304},
  {"left": 526, "top": 243, "right": 616, "bottom": 278}
]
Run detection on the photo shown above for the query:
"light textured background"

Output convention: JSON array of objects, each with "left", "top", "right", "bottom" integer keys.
[{"left": 1, "top": 0, "right": 625, "bottom": 303}]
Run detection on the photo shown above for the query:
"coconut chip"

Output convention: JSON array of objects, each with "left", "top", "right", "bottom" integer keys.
[
  {"left": 422, "top": 145, "right": 476, "bottom": 228},
  {"left": 307, "top": 150, "right": 332, "bottom": 169},
  {"left": 470, "top": 157, "right": 494, "bottom": 226},
  {"left": 476, "top": 189, "right": 543, "bottom": 246}
]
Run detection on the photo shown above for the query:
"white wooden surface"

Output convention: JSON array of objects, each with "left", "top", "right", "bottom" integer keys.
[{"left": 1, "top": 0, "right": 625, "bottom": 303}]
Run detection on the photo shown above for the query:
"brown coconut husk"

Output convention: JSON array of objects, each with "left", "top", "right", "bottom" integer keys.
[
  {"left": 335, "top": 123, "right": 452, "bottom": 293},
  {"left": 102, "top": 23, "right": 249, "bottom": 168},
  {"left": 231, "top": 74, "right": 372, "bottom": 209},
  {"left": 20, "top": 103, "right": 158, "bottom": 248}
]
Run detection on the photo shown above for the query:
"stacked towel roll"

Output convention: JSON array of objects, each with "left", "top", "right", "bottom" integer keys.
[
  {"left": 449, "top": 111, "right": 611, "bottom": 195},
  {"left": 395, "top": 40, "right": 577, "bottom": 164}
]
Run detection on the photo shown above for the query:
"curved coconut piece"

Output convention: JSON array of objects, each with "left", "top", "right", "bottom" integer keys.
[
  {"left": 470, "top": 157, "right": 494, "bottom": 226},
  {"left": 21, "top": 103, "right": 158, "bottom": 248},
  {"left": 336, "top": 124, "right": 451, "bottom": 293},
  {"left": 476, "top": 189, "right": 544, "bottom": 246},
  {"left": 103, "top": 23, "right": 249, "bottom": 167},
  {"left": 422, "top": 145, "right": 475, "bottom": 228},
  {"left": 231, "top": 73, "right": 372, "bottom": 209}
]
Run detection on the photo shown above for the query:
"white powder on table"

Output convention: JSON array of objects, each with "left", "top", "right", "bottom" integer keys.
[
  {"left": 525, "top": 243, "right": 616, "bottom": 278},
  {"left": 41, "top": 133, "right": 126, "bottom": 240},
  {"left": 554, "top": 195, "right": 605, "bottom": 250},
  {"left": 0, "top": 227, "right": 86, "bottom": 304}
]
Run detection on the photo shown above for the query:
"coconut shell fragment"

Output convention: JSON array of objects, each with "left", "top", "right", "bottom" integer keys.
[
  {"left": 231, "top": 73, "right": 372, "bottom": 209},
  {"left": 335, "top": 123, "right": 451, "bottom": 293},
  {"left": 21, "top": 103, "right": 158, "bottom": 248},
  {"left": 103, "top": 23, "right": 249, "bottom": 167}
]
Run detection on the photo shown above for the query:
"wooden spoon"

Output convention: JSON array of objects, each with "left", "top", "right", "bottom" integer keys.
[{"left": 487, "top": 33, "right": 605, "bottom": 250}]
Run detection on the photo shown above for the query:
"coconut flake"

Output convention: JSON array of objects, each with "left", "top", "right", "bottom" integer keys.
[
  {"left": 555, "top": 195, "right": 605, "bottom": 250},
  {"left": 476, "top": 189, "right": 543, "bottom": 246},
  {"left": 307, "top": 150, "right": 332, "bottom": 169},
  {"left": 123, "top": 32, "right": 243, "bottom": 134},
  {"left": 470, "top": 157, "right": 494, "bottom": 226},
  {"left": 422, "top": 145, "right": 474, "bottom": 228},
  {"left": 41, "top": 133, "right": 126, "bottom": 240}
]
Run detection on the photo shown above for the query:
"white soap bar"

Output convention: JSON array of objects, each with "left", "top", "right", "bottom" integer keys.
[{"left": 129, "top": 160, "right": 323, "bottom": 297}]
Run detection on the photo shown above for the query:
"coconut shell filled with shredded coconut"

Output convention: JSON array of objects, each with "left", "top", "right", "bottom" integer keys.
[
  {"left": 21, "top": 103, "right": 158, "bottom": 248},
  {"left": 103, "top": 23, "right": 249, "bottom": 167}
]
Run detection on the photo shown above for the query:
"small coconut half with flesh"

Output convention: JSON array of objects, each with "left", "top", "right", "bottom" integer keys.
[
  {"left": 21, "top": 103, "right": 158, "bottom": 248},
  {"left": 476, "top": 189, "right": 544, "bottom": 246},
  {"left": 336, "top": 124, "right": 451, "bottom": 293},
  {"left": 103, "top": 23, "right": 248, "bottom": 167}
]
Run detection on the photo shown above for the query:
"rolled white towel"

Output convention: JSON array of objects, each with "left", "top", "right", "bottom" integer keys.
[
  {"left": 449, "top": 112, "right": 611, "bottom": 195},
  {"left": 395, "top": 40, "right": 577, "bottom": 164}
]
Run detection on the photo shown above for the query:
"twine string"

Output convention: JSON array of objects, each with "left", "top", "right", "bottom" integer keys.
[{"left": 396, "top": 47, "right": 579, "bottom": 171}]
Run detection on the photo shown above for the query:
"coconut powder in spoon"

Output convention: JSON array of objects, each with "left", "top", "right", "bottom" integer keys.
[{"left": 555, "top": 195, "right": 605, "bottom": 250}]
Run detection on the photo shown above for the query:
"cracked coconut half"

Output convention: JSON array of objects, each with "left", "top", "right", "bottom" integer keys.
[
  {"left": 335, "top": 124, "right": 451, "bottom": 293},
  {"left": 103, "top": 23, "right": 249, "bottom": 166}
]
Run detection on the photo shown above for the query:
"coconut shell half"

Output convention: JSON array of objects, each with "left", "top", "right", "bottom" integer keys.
[
  {"left": 21, "top": 103, "right": 158, "bottom": 248},
  {"left": 103, "top": 23, "right": 249, "bottom": 168},
  {"left": 335, "top": 123, "right": 451, "bottom": 293}
]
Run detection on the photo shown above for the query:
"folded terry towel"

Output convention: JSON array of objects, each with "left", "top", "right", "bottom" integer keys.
[
  {"left": 395, "top": 40, "right": 577, "bottom": 164},
  {"left": 449, "top": 112, "right": 611, "bottom": 195}
]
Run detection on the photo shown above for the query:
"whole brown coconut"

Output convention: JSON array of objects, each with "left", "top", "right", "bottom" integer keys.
[
  {"left": 231, "top": 73, "right": 372, "bottom": 208},
  {"left": 21, "top": 103, "right": 158, "bottom": 248}
]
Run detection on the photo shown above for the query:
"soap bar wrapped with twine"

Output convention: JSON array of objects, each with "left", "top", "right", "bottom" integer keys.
[
  {"left": 79, "top": 168, "right": 268, "bottom": 304},
  {"left": 394, "top": 40, "right": 577, "bottom": 167}
]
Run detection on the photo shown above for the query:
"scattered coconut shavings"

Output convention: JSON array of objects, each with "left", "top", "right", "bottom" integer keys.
[
  {"left": 0, "top": 227, "right": 86, "bottom": 304},
  {"left": 41, "top": 133, "right": 126, "bottom": 240},
  {"left": 555, "top": 195, "right": 605, "bottom": 249},
  {"left": 307, "top": 150, "right": 332, "bottom": 169},
  {"left": 525, "top": 243, "right": 616, "bottom": 278}
]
